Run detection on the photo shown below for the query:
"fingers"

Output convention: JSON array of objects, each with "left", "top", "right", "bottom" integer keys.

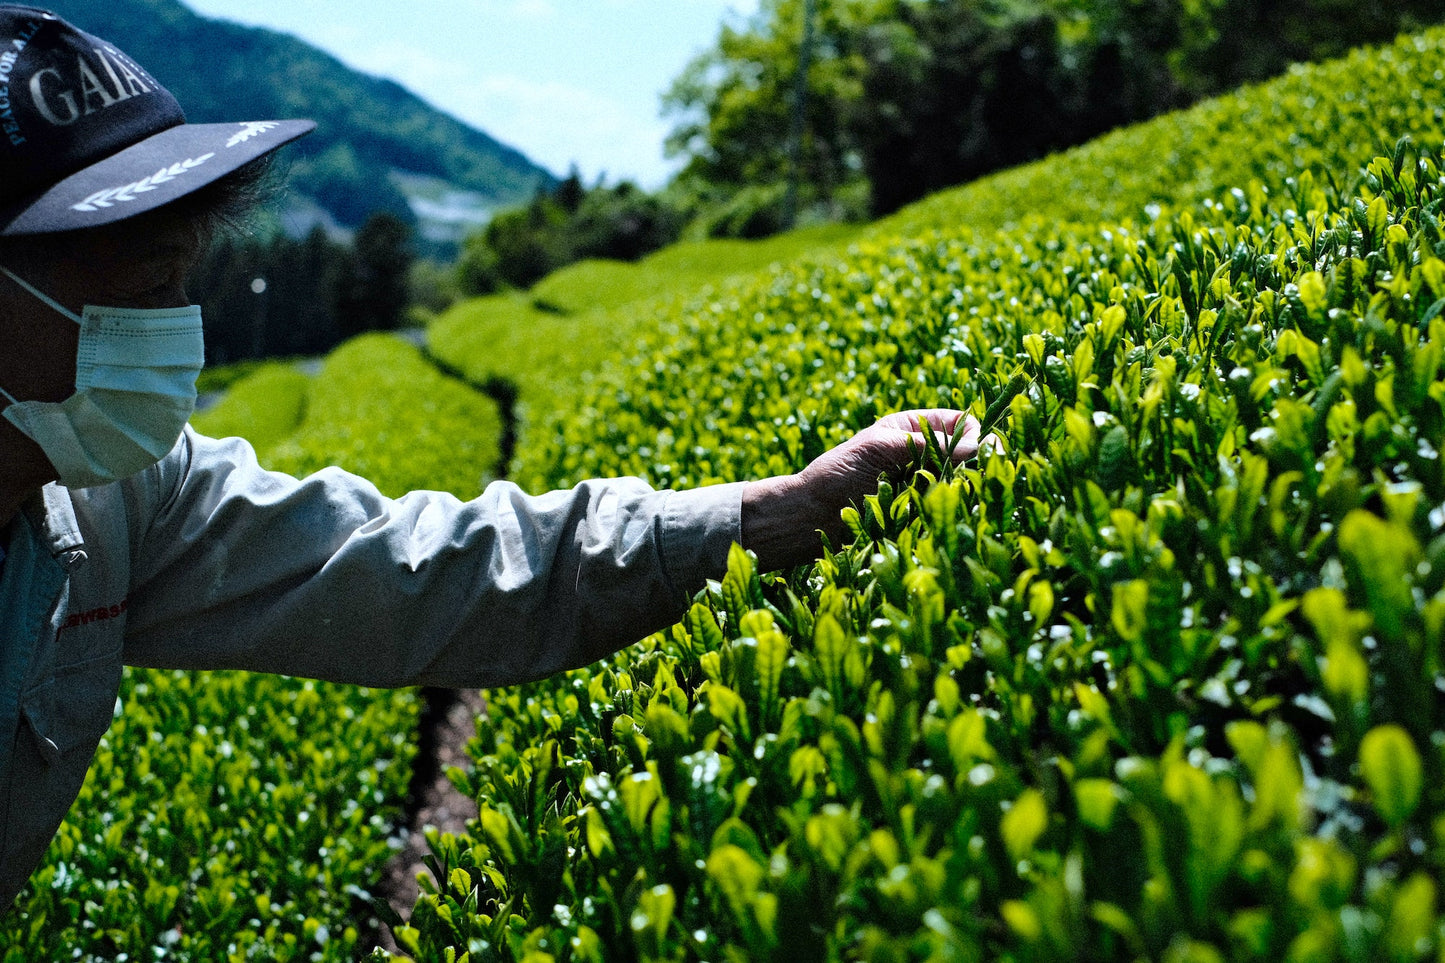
[
  {"left": 873, "top": 410, "right": 981, "bottom": 463},
  {"left": 874, "top": 408, "right": 970, "bottom": 434},
  {"left": 898, "top": 428, "right": 978, "bottom": 461}
]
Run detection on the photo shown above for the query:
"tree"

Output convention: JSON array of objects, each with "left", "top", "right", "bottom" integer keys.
[
  {"left": 571, "top": 182, "right": 684, "bottom": 262},
  {"left": 851, "top": 0, "right": 1181, "bottom": 214},
  {"left": 662, "top": 0, "right": 892, "bottom": 229},
  {"left": 190, "top": 226, "right": 356, "bottom": 363},
  {"left": 335, "top": 212, "right": 414, "bottom": 336},
  {"left": 453, "top": 179, "right": 685, "bottom": 297},
  {"left": 485, "top": 196, "right": 570, "bottom": 290},
  {"left": 663, "top": 0, "right": 1445, "bottom": 223}
]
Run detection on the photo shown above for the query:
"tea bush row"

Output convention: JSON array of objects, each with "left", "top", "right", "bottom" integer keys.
[
  {"left": 519, "top": 27, "right": 1445, "bottom": 493},
  {"left": 426, "top": 224, "right": 862, "bottom": 428},
  {"left": 401, "top": 134, "right": 1445, "bottom": 963},
  {"left": 389, "top": 36, "right": 1445, "bottom": 963},
  {"left": 4, "top": 670, "right": 415, "bottom": 962},
  {"left": 869, "top": 30, "right": 1445, "bottom": 241},
  {"left": 260, "top": 333, "right": 502, "bottom": 498},
  {"left": 192, "top": 360, "right": 310, "bottom": 455}
]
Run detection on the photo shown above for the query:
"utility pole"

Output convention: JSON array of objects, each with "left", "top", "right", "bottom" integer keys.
[{"left": 782, "top": 0, "right": 817, "bottom": 230}]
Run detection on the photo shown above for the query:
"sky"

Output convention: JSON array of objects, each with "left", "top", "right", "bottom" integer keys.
[{"left": 179, "top": 0, "right": 762, "bottom": 189}]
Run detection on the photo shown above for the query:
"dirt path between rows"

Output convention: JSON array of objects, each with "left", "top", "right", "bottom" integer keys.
[{"left": 366, "top": 687, "right": 487, "bottom": 956}]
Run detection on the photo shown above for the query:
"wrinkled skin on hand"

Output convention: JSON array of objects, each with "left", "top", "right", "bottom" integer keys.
[{"left": 742, "top": 409, "right": 984, "bottom": 570}]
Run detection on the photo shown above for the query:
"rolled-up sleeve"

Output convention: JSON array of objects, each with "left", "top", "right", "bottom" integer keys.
[{"left": 121, "top": 428, "right": 743, "bottom": 687}]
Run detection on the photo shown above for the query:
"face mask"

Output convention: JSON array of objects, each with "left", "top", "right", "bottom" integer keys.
[{"left": 0, "top": 265, "right": 204, "bottom": 489}]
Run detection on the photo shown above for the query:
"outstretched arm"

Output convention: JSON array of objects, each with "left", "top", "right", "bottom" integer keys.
[{"left": 122, "top": 411, "right": 980, "bottom": 688}]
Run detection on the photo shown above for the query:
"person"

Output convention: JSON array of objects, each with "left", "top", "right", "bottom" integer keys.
[{"left": 0, "top": 5, "right": 981, "bottom": 911}]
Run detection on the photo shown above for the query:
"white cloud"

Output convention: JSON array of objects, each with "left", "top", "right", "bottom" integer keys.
[{"left": 321, "top": 42, "right": 669, "bottom": 183}]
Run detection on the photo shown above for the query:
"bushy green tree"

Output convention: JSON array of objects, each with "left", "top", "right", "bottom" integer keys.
[
  {"left": 454, "top": 180, "right": 685, "bottom": 296},
  {"left": 571, "top": 183, "right": 685, "bottom": 262},
  {"left": 665, "top": 0, "right": 1445, "bottom": 221},
  {"left": 480, "top": 195, "right": 572, "bottom": 291},
  {"left": 662, "top": 0, "right": 889, "bottom": 230},
  {"left": 853, "top": 0, "right": 1186, "bottom": 214}
]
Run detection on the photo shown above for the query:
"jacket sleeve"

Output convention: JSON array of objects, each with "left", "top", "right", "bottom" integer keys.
[{"left": 120, "top": 428, "right": 744, "bottom": 688}]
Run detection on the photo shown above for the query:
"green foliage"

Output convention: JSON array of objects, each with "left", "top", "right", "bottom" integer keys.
[
  {"left": 662, "top": 0, "right": 885, "bottom": 221},
  {"left": 641, "top": 222, "right": 861, "bottom": 281},
  {"left": 264, "top": 334, "right": 502, "bottom": 498},
  {"left": 11, "top": 332, "right": 506, "bottom": 958},
  {"left": 192, "top": 226, "right": 362, "bottom": 366},
  {"left": 455, "top": 176, "right": 687, "bottom": 297},
  {"left": 333, "top": 214, "right": 417, "bottom": 338},
  {"left": 529, "top": 259, "right": 660, "bottom": 316},
  {"left": 871, "top": 29, "right": 1445, "bottom": 241},
  {"left": 464, "top": 194, "right": 572, "bottom": 292},
  {"left": 19, "top": 19, "right": 1445, "bottom": 963},
  {"left": 430, "top": 223, "right": 863, "bottom": 459},
  {"left": 2, "top": 671, "right": 415, "bottom": 962},
  {"left": 195, "top": 357, "right": 282, "bottom": 396},
  {"left": 400, "top": 29, "right": 1445, "bottom": 963},
  {"left": 666, "top": 0, "right": 1445, "bottom": 221},
  {"left": 192, "top": 361, "right": 310, "bottom": 456},
  {"left": 569, "top": 180, "right": 687, "bottom": 262}
]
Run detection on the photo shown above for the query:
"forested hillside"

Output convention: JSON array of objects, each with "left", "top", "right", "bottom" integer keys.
[{"left": 45, "top": 0, "right": 555, "bottom": 232}]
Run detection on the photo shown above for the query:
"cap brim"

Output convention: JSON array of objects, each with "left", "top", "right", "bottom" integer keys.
[{"left": 0, "top": 119, "right": 315, "bottom": 236}]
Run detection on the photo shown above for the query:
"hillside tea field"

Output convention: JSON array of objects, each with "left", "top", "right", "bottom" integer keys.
[
  {"left": 396, "top": 32, "right": 1445, "bottom": 963},
  {"left": 198, "top": 334, "right": 504, "bottom": 496},
  {"left": 390, "top": 143, "right": 1445, "bottom": 963},
  {"left": 427, "top": 223, "right": 862, "bottom": 420},
  {"left": 8, "top": 25, "right": 1445, "bottom": 963}
]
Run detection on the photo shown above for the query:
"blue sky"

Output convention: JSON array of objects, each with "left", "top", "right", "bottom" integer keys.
[{"left": 180, "top": 0, "right": 761, "bottom": 188}]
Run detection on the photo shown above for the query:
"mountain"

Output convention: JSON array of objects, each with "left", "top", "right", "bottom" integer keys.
[{"left": 44, "top": 0, "right": 557, "bottom": 246}]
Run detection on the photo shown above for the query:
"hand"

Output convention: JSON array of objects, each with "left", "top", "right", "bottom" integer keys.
[{"left": 741, "top": 409, "right": 982, "bottom": 570}]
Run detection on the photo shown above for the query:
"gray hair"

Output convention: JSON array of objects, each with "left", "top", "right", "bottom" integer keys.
[{"left": 0, "top": 155, "right": 280, "bottom": 271}]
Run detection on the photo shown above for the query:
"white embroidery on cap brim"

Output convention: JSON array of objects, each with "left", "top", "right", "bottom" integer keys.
[
  {"left": 227, "top": 121, "right": 280, "bottom": 148},
  {"left": 70, "top": 154, "right": 217, "bottom": 212}
]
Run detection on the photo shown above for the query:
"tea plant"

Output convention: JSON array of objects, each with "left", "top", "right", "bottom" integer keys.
[
  {"left": 427, "top": 224, "right": 864, "bottom": 433},
  {"left": 192, "top": 360, "right": 310, "bottom": 457},
  {"left": 4, "top": 671, "right": 416, "bottom": 963},
  {"left": 393, "top": 100, "right": 1445, "bottom": 963},
  {"left": 264, "top": 333, "right": 502, "bottom": 497}
]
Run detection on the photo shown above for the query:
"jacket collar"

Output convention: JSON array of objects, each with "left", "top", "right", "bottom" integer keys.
[{"left": 22, "top": 483, "right": 84, "bottom": 560}]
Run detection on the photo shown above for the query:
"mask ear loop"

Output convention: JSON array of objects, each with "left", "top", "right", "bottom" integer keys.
[
  {"left": 0, "top": 266, "right": 81, "bottom": 407},
  {"left": 0, "top": 265, "right": 83, "bottom": 325}
]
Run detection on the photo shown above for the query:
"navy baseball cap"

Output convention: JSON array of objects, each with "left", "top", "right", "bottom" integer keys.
[{"left": 0, "top": 4, "right": 313, "bottom": 236}]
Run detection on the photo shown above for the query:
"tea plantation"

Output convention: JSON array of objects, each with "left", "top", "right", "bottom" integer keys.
[
  {"left": 427, "top": 223, "right": 862, "bottom": 418},
  {"left": 402, "top": 28, "right": 1445, "bottom": 963},
  {"left": 6, "top": 24, "right": 1445, "bottom": 963}
]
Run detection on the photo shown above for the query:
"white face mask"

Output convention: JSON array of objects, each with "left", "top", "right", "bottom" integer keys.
[{"left": 0, "top": 265, "right": 204, "bottom": 489}]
